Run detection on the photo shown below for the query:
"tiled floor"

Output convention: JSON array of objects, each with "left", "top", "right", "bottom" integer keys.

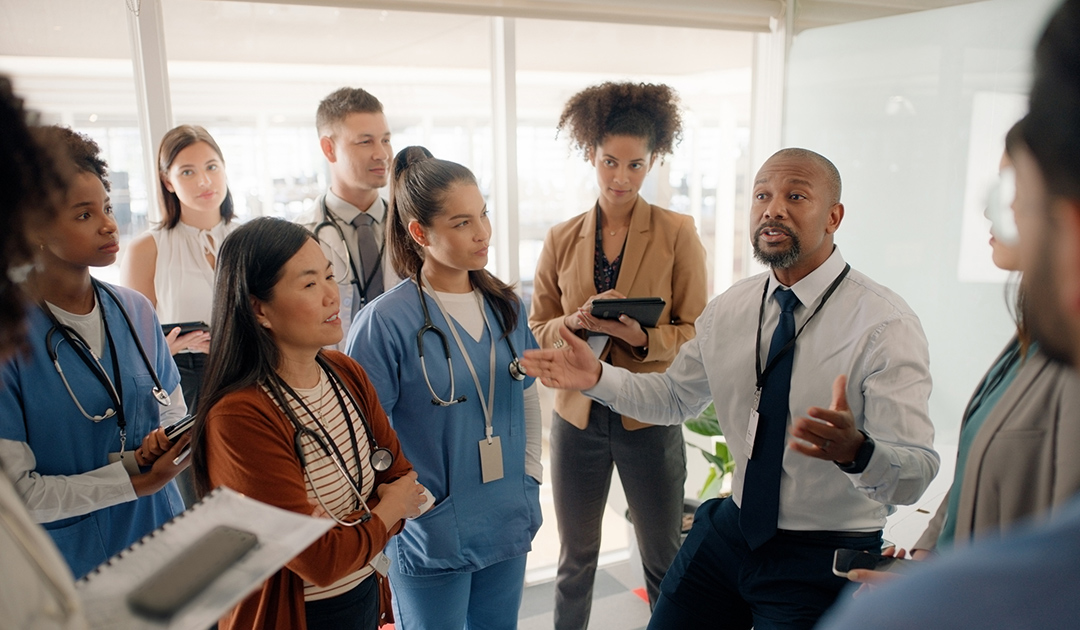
[{"left": 518, "top": 560, "right": 653, "bottom": 630}]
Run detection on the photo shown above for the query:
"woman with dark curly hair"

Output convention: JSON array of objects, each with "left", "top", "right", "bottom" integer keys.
[
  {"left": 0, "top": 75, "right": 89, "bottom": 630},
  {"left": 0, "top": 126, "right": 189, "bottom": 580},
  {"left": 528, "top": 81, "right": 707, "bottom": 629}
]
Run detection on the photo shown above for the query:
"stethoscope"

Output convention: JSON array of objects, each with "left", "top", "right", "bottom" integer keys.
[
  {"left": 414, "top": 272, "right": 525, "bottom": 407},
  {"left": 266, "top": 355, "right": 394, "bottom": 525},
  {"left": 43, "top": 279, "right": 171, "bottom": 454},
  {"left": 313, "top": 196, "right": 384, "bottom": 307}
]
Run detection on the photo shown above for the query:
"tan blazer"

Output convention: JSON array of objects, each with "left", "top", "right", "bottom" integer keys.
[
  {"left": 915, "top": 342, "right": 1080, "bottom": 551},
  {"left": 529, "top": 196, "right": 707, "bottom": 431}
]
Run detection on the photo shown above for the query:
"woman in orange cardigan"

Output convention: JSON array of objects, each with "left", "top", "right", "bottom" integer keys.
[
  {"left": 192, "top": 217, "right": 426, "bottom": 630},
  {"left": 529, "top": 82, "right": 707, "bottom": 629}
]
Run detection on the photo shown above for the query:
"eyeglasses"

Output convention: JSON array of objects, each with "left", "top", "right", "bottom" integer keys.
[{"left": 985, "top": 166, "right": 1018, "bottom": 246}]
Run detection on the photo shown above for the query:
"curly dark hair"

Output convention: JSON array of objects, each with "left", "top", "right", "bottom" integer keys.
[
  {"left": 32, "top": 126, "right": 110, "bottom": 192},
  {"left": 0, "top": 77, "right": 69, "bottom": 360},
  {"left": 557, "top": 82, "right": 683, "bottom": 160}
]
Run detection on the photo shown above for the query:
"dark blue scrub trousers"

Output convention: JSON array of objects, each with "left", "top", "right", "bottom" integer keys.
[{"left": 647, "top": 497, "right": 881, "bottom": 630}]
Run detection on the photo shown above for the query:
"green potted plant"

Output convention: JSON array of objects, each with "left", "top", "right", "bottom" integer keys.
[{"left": 685, "top": 403, "right": 735, "bottom": 500}]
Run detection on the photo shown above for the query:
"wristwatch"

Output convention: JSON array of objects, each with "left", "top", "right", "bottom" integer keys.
[{"left": 835, "top": 430, "right": 875, "bottom": 474}]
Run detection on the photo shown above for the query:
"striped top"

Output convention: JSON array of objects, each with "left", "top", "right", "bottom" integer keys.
[{"left": 264, "top": 370, "right": 376, "bottom": 601}]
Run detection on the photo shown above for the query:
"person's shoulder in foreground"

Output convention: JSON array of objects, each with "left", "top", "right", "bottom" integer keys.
[{"left": 817, "top": 494, "right": 1080, "bottom": 630}]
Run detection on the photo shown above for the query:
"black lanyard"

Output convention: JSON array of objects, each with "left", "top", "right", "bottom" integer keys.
[{"left": 754, "top": 264, "right": 851, "bottom": 389}]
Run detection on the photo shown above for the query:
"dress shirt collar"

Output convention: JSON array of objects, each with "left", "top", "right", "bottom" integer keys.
[
  {"left": 325, "top": 189, "right": 386, "bottom": 225},
  {"left": 766, "top": 246, "right": 847, "bottom": 310}
]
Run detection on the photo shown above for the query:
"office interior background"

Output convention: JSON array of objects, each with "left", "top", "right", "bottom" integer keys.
[{"left": 0, "top": 0, "right": 1061, "bottom": 581}]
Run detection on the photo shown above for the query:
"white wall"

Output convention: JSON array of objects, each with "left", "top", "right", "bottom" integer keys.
[{"left": 783, "top": 0, "right": 1059, "bottom": 448}]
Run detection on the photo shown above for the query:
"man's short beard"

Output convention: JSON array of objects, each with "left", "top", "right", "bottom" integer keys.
[{"left": 753, "top": 226, "right": 802, "bottom": 269}]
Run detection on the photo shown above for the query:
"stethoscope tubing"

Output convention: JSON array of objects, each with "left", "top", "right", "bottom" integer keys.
[
  {"left": 268, "top": 355, "right": 394, "bottom": 524},
  {"left": 413, "top": 274, "right": 525, "bottom": 407},
  {"left": 42, "top": 279, "right": 171, "bottom": 433},
  {"left": 313, "top": 198, "right": 383, "bottom": 304}
]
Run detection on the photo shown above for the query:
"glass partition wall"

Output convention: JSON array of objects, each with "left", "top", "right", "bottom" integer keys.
[{"left": 0, "top": 0, "right": 753, "bottom": 577}]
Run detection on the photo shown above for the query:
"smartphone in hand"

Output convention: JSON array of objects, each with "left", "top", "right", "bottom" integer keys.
[
  {"left": 832, "top": 548, "right": 913, "bottom": 577},
  {"left": 163, "top": 414, "right": 195, "bottom": 443},
  {"left": 161, "top": 321, "right": 209, "bottom": 336}
]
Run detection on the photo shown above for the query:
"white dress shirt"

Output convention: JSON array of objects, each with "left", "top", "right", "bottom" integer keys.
[
  {"left": 298, "top": 191, "right": 398, "bottom": 351},
  {"left": 587, "top": 247, "right": 939, "bottom": 532}
]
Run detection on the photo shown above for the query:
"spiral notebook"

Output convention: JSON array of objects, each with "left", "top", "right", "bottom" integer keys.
[{"left": 76, "top": 487, "right": 333, "bottom": 630}]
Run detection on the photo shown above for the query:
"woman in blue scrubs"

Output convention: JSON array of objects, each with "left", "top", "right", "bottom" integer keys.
[
  {"left": 346, "top": 146, "right": 542, "bottom": 630},
  {"left": 0, "top": 127, "right": 190, "bottom": 579}
]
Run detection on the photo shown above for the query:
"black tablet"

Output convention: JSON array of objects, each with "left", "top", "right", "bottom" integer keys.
[
  {"left": 161, "top": 321, "right": 209, "bottom": 336},
  {"left": 590, "top": 297, "right": 667, "bottom": 328}
]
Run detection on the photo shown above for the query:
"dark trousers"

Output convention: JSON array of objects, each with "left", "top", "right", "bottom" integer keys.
[
  {"left": 648, "top": 497, "right": 881, "bottom": 630},
  {"left": 173, "top": 352, "right": 205, "bottom": 508},
  {"left": 305, "top": 574, "right": 378, "bottom": 630},
  {"left": 551, "top": 404, "right": 686, "bottom": 630}
]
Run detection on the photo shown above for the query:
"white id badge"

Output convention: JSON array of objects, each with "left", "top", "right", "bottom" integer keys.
[
  {"left": 371, "top": 551, "right": 391, "bottom": 576},
  {"left": 478, "top": 435, "right": 504, "bottom": 483},
  {"left": 745, "top": 409, "right": 760, "bottom": 457},
  {"left": 108, "top": 451, "right": 142, "bottom": 476},
  {"left": 745, "top": 387, "right": 762, "bottom": 457}
]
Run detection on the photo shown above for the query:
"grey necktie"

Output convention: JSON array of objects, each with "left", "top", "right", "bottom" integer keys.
[{"left": 350, "top": 212, "right": 384, "bottom": 316}]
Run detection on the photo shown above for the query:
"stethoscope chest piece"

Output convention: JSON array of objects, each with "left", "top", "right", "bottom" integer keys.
[
  {"left": 508, "top": 357, "right": 526, "bottom": 381},
  {"left": 371, "top": 447, "right": 394, "bottom": 472}
]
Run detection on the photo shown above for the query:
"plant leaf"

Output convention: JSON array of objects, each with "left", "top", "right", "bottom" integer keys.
[{"left": 685, "top": 404, "right": 721, "bottom": 437}]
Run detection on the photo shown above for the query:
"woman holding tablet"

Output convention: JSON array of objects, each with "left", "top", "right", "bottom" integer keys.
[
  {"left": 528, "top": 81, "right": 707, "bottom": 629},
  {"left": 0, "top": 127, "right": 189, "bottom": 580},
  {"left": 193, "top": 217, "right": 424, "bottom": 630},
  {"left": 346, "top": 146, "right": 542, "bottom": 630},
  {"left": 122, "top": 125, "right": 238, "bottom": 415}
]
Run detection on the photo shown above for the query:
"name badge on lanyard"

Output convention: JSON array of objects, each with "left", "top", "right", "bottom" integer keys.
[
  {"left": 422, "top": 276, "right": 506, "bottom": 484},
  {"left": 746, "top": 387, "right": 762, "bottom": 456},
  {"left": 479, "top": 435, "right": 504, "bottom": 483}
]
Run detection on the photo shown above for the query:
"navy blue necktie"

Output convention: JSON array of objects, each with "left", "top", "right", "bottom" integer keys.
[{"left": 741, "top": 287, "right": 800, "bottom": 550}]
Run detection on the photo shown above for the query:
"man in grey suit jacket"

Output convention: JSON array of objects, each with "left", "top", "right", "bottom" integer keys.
[{"left": 297, "top": 87, "right": 398, "bottom": 350}]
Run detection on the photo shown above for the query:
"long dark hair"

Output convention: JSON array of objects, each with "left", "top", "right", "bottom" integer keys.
[
  {"left": 191, "top": 217, "right": 313, "bottom": 496},
  {"left": 387, "top": 145, "right": 519, "bottom": 336},
  {"left": 157, "top": 124, "right": 235, "bottom": 229}
]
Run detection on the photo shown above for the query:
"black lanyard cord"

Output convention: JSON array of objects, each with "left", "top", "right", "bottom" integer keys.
[{"left": 754, "top": 264, "right": 851, "bottom": 389}]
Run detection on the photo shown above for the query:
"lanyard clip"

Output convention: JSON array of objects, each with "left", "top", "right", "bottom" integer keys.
[{"left": 486, "top": 425, "right": 494, "bottom": 444}]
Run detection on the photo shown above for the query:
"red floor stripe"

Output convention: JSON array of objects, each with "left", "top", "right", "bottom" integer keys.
[{"left": 632, "top": 587, "right": 648, "bottom": 602}]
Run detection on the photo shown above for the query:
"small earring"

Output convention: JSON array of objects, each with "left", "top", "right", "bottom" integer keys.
[{"left": 261, "top": 321, "right": 271, "bottom": 328}]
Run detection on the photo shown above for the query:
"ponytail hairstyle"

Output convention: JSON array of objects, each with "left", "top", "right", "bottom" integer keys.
[
  {"left": 191, "top": 217, "right": 313, "bottom": 497},
  {"left": 157, "top": 124, "right": 235, "bottom": 229},
  {"left": 388, "top": 145, "right": 520, "bottom": 337},
  {"left": 557, "top": 81, "right": 683, "bottom": 162}
]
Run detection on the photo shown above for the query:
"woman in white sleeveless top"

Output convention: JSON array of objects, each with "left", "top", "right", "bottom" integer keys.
[{"left": 121, "top": 125, "right": 238, "bottom": 503}]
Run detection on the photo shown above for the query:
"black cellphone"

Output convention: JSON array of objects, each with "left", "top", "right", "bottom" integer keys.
[
  {"left": 161, "top": 321, "right": 209, "bottom": 336},
  {"left": 832, "top": 548, "right": 913, "bottom": 577},
  {"left": 590, "top": 297, "right": 667, "bottom": 328},
  {"left": 163, "top": 414, "right": 195, "bottom": 443},
  {"left": 127, "top": 525, "right": 259, "bottom": 620}
]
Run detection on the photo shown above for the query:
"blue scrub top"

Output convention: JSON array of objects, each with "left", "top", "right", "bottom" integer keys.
[
  {"left": 0, "top": 282, "right": 183, "bottom": 578},
  {"left": 347, "top": 279, "right": 542, "bottom": 576}
]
